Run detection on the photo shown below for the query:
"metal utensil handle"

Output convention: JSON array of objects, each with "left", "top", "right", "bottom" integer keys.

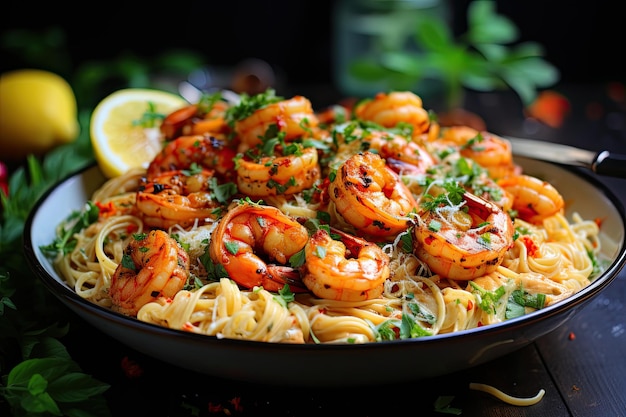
[{"left": 594, "top": 151, "right": 626, "bottom": 178}]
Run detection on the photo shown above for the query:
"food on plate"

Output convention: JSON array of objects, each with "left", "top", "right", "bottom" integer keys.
[{"left": 42, "top": 89, "right": 605, "bottom": 344}]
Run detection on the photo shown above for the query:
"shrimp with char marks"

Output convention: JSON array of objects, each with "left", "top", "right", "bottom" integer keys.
[
  {"left": 110, "top": 229, "right": 190, "bottom": 316},
  {"left": 136, "top": 168, "right": 222, "bottom": 229},
  {"left": 209, "top": 201, "right": 309, "bottom": 292},
  {"left": 236, "top": 145, "right": 321, "bottom": 198},
  {"left": 147, "top": 134, "right": 237, "bottom": 182},
  {"left": 364, "top": 129, "right": 436, "bottom": 175},
  {"left": 302, "top": 228, "right": 390, "bottom": 301},
  {"left": 437, "top": 126, "right": 520, "bottom": 180},
  {"left": 233, "top": 95, "right": 319, "bottom": 152},
  {"left": 413, "top": 185, "right": 515, "bottom": 280},
  {"left": 329, "top": 151, "right": 419, "bottom": 238}
]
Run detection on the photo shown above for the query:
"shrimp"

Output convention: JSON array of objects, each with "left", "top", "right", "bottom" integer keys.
[
  {"left": 364, "top": 129, "right": 436, "bottom": 175},
  {"left": 439, "top": 127, "right": 520, "bottom": 180},
  {"left": 236, "top": 146, "right": 321, "bottom": 197},
  {"left": 110, "top": 229, "right": 190, "bottom": 316},
  {"left": 136, "top": 169, "right": 221, "bottom": 229},
  {"left": 413, "top": 190, "right": 514, "bottom": 280},
  {"left": 354, "top": 91, "right": 431, "bottom": 135},
  {"left": 160, "top": 98, "right": 231, "bottom": 140},
  {"left": 302, "top": 228, "right": 390, "bottom": 301},
  {"left": 209, "top": 201, "right": 309, "bottom": 292},
  {"left": 497, "top": 174, "right": 565, "bottom": 224},
  {"left": 147, "top": 134, "right": 237, "bottom": 181},
  {"left": 234, "top": 95, "right": 319, "bottom": 150},
  {"left": 329, "top": 151, "right": 419, "bottom": 238}
]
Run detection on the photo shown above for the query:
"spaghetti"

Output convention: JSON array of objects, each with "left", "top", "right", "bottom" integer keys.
[{"left": 43, "top": 90, "right": 605, "bottom": 345}]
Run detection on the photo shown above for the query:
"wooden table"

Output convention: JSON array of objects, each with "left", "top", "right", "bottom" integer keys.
[{"left": 63, "top": 84, "right": 626, "bottom": 417}]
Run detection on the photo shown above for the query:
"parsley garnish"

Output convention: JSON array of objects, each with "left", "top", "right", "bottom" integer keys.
[{"left": 40, "top": 201, "right": 99, "bottom": 256}]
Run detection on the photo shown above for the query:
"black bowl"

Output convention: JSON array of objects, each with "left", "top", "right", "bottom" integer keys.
[{"left": 24, "top": 157, "right": 626, "bottom": 386}]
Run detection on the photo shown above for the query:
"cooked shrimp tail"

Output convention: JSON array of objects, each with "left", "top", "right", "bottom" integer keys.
[
  {"left": 209, "top": 200, "right": 310, "bottom": 292},
  {"left": 110, "top": 230, "right": 190, "bottom": 316},
  {"left": 302, "top": 227, "right": 390, "bottom": 301}
]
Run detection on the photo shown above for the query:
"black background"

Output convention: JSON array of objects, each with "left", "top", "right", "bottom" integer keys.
[{"left": 3, "top": 0, "right": 625, "bottom": 88}]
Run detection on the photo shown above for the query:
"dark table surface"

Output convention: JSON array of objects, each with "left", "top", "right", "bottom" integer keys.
[{"left": 61, "top": 83, "right": 626, "bottom": 417}]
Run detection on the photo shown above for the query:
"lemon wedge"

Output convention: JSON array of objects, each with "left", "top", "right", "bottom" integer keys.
[{"left": 90, "top": 88, "right": 188, "bottom": 178}]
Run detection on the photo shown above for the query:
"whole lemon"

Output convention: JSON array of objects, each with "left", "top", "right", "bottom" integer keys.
[{"left": 0, "top": 69, "right": 80, "bottom": 159}]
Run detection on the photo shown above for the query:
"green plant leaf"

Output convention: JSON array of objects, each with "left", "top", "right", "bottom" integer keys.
[
  {"left": 7, "top": 358, "right": 76, "bottom": 386},
  {"left": 500, "top": 69, "right": 539, "bottom": 105},
  {"left": 467, "top": 0, "right": 518, "bottom": 44},
  {"left": 504, "top": 57, "right": 561, "bottom": 88},
  {"left": 505, "top": 41, "right": 547, "bottom": 59},
  {"left": 380, "top": 51, "right": 425, "bottom": 77},
  {"left": 349, "top": 59, "right": 392, "bottom": 81},
  {"left": 48, "top": 373, "right": 111, "bottom": 402},
  {"left": 473, "top": 43, "right": 509, "bottom": 62},
  {"left": 461, "top": 71, "right": 504, "bottom": 92},
  {"left": 414, "top": 18, "right": 454, "bottom": 51}
]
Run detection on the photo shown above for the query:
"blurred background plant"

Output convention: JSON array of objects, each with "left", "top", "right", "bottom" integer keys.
[{"left": 341, "top": 0, "right": 560, "bottom": 110}]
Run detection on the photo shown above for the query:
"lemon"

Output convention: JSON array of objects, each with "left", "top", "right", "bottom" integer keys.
[
  {"left": 0, "top": 69, "right": 80, "bottom": 159},
  {"left": 90, "top": 88, "right": 188, "bottom": 178}
]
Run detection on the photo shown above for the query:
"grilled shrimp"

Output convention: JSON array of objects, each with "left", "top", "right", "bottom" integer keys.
[
  {"left": 209, "top": 200, "right": 309, "bottom": 292},
  {"left": 354, "top": 91, "right": 431, "bottom": 134},
  {"left": 110, "top": 229, "right": 190, "bottom": 316},
  {"left": 329, "top": 151, "right": 419, "bottom": 238},
  {"left": 236, "top": 146, "right": 321, "bottom": 197},
  {"left": 498, "top": 174, "right": 565, "bottom": 224},
  {"left": 413, "top": 190, "right": 514, "bottom": 280},
  {"left": 302, "top": 228, "right": 390, "bottom": 301},
  {"left": 160, "top": 100, "right": 229, "bottom": 139},
  {"left": 136, "top": 169, "right": 221, "bottom": 229},
  {"left": 364, "top": 129, "right": 436, "bottom": 175},
  {"left": 439, "top": 127, "right": 520, "bottom": 180},
  {"left": 234, "top": 95, "right": 319, "bottom": 150},
  {"left": 147, "top": 134, "right": 237, "bottom": 181}
]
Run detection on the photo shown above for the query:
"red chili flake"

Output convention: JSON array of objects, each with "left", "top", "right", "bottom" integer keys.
[
  {"left": 182, "top": 322, "right": 195, "bottom": 331},
  {"left": 467, "top": 300, "right": 473, "bottom": 311},
  {"left": 424, "top": 235, "right": 435, "bottom": 245},
  {"left": 126, "top": 223, "right": 139, "bottom": 234},
  {"left": 95, "top": 201, "right": 116, "bottom": 217},
  {"left": 520, "top": 235, "right": 539, "bottom": 257},
  {"left": 568, "top": 332, "right": 576, "bottom": 341},
  {"left": 594, "top": 217, "right": 605, "bottom": 228},
  {"left": 120, "top": 356, "right": 144, "bottom": 379},
  {"left": 477, "top": 321, "right": 484, "bottom": 327},
  {"left": 229, "top": 397, "right": 244, "bottom": 412}
]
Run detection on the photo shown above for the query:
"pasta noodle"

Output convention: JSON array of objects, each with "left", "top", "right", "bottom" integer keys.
[
  {"left": 469, "top": 382, "right": 546, "bottom": 406},
  {"left": 43, "top": 89, "right": 607, "bottom": 345}
]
